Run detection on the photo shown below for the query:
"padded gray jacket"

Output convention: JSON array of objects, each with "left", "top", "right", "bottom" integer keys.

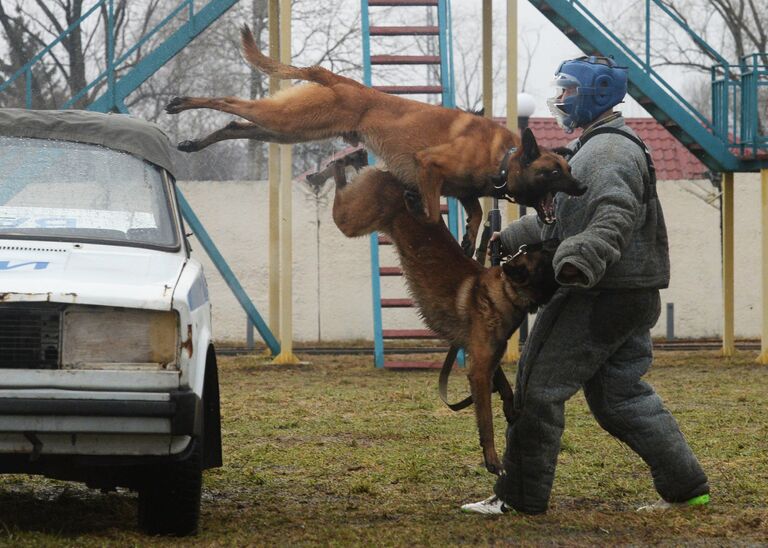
[{"left": 499, "top": 115, "right": 670, "bottom": 290}]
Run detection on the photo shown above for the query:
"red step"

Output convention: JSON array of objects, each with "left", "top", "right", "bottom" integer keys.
[
  {"left": 369, "top": 0, "right": 438, "bottom": 6},
  {"left": 374, "top": 85, "right": 443, "bottom": 95},
  {"left": 371, "top": 55, "right": 441, "bottom": 65},
  {"left": 380, "top": 266, "right": 403, "bottom": 276},
  {"left": 383, "top": 329, "right": 439, "bottom": 339},
  {"left": 384, "top": 360, "right": 443, "bottom": 369},
  {"left": 369, "top": 25, "right": 439, "bottom": 36},
  {"left": 381, "top": 298, "right": 414, "bottom": 308}
]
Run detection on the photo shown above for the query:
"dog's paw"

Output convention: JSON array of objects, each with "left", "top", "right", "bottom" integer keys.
[
  {"left": 460, "top": 233, "right": 476, "bottom": 258},
  {"left": 403, "top": 190, "right": 425, "bottom": 216},
  {"left": 165, "top": 96, "right": 189, "bottom": 114},
  {"left": 331, "top": 161, "right": 348, "bottom": 187},
  {"left": 483, "top": 453, "right": 505, "bottom": 476},
  {"left": 485, "top": 461, "right": 505, "bottom": 476},
  {"left": 177, "top": 140, "right": 199, "bottom": 153}
]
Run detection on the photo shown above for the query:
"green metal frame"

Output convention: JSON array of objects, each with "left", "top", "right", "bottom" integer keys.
[{"left": 530, "top": 0, "right": 767, "bottom": 171}]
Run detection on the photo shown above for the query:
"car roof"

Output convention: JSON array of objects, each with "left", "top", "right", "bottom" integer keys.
[{"left": 0, "top": 108, "right": 176, "bottom": 177}]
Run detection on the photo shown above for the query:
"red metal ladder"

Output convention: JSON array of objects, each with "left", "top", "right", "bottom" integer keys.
[{"left": 361, "top": 0, "right": 462, "bottom": 368}]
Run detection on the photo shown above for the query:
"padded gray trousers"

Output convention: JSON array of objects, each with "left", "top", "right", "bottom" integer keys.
[{"left": 494, "top": 288, "right": 709, "bottom": 514}]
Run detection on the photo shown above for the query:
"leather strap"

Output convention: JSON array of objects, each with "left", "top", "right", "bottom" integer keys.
[
  {"left": 577, "top": 126, "right": 658, "bottom": 203},
  {"left": 489, "top": 146, "right": 519, "bottom": 192},
  {"left": 438, "top": 346, "right": 474, "bottom": 411},
  {"left": 438, "top": 346, "right": 515, "bottom": 413},
  {"left": 439, "top": 201, "right": 516, "bottom": 413}
]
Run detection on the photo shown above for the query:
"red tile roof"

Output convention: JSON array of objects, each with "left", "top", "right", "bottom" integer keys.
[{"left": 504, "top": 117, "right": 709, "bottom": 181}]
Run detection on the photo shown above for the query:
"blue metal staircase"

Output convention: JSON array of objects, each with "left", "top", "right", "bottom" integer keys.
[
  {"left": 361, "top": 0, "right": 463, "bottom": 368},
  {"left": 530, "top": 0, "right": 768, "bottom": 172},
  {"left": 0, "top": 0, "right": 281, "bottom": 355}
]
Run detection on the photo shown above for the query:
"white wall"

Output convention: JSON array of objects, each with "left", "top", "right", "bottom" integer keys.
[{"left": 178, "top": 172, "right": 763, "bottom": 344}]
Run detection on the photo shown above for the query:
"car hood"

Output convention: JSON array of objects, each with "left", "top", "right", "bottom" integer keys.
[{"left": 0, "top": 240, "right": 185, "bottom": 310}]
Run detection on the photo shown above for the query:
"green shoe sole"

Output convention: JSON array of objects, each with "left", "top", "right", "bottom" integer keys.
[{"left": 686, "top": 494, "right": 710, "bottom": 507}]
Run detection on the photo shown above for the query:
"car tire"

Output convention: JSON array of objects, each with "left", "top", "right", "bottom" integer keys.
[{"left": 137, "top": 438, "right": 202, "bottom": 536}]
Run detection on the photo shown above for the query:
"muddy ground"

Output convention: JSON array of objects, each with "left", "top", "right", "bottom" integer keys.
[{"left": 0, "top": 350, "right": 766, "bottom": 546}]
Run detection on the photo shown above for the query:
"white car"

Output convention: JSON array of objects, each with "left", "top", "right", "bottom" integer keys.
[{"left": 0, "top": 109, "right": 221, "bottom": 536}]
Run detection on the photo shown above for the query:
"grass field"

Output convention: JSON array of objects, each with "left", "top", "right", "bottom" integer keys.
[{"left": 0, "top": 350, "right": 767, "bottom": 546}]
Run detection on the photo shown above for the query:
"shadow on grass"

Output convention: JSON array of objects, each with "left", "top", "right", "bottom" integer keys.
[{"left": 0, "top": 483, "right": 135, "bottom": 536}]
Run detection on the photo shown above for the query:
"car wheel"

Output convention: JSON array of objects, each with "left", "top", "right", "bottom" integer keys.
[{"left": 137, "top": 438, "right": 202, "bottom": 536}]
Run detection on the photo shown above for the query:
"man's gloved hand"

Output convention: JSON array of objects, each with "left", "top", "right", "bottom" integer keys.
[
  {"left": 485, "top": 231, "right": 505, "bottom": 258},
  {"left": 559, "top": 262, "right": 588, "bottom": 285}
]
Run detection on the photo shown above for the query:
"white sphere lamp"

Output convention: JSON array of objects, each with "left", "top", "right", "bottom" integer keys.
[{"left": 517, "top": 92, "right": 536, "bottom": 118}]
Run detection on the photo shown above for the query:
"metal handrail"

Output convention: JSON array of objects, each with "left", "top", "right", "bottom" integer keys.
[
  {"left": 0, "top": 0, "right": 195, "bottom": 110},
  {"left": 565, "top": 0, "right": 714, "bottom": 131},
  {"left": 0, "top": 1, "right": 106, "bottom": 95},
  {"left": 738, "top": 53, "right": 768, "bottom": 156},
  {"left": 64, "top": 0, "right": 195, "bottom": 109}
]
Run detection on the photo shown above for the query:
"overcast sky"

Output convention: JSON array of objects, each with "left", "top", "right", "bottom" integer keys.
[{"left": 455, "top": 0, "right": 651, "bottom": 118}]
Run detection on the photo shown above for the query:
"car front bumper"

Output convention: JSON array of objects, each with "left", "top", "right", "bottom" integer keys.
[{"left": 0, "top": 390, "right": 199, "bottom": 435}]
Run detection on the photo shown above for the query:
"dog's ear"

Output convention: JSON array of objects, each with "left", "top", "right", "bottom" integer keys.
[
  {"left": 502, "top": 262, "right": 530, "bottom": 284},
  {"left": 521, "top": 127, "right": 541, "bottom": 166}
]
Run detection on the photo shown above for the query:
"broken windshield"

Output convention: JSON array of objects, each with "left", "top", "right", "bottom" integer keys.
[{"left": 0, "top": 137, "right": 178, "bottom": 249}]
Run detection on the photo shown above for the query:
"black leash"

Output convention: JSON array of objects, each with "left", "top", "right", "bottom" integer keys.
[
  {"left": 439, "top": 196, "right": 515, "bottom": 414},
  {"left": 489, "top": 146, "right": 519, "bottom": 202}
]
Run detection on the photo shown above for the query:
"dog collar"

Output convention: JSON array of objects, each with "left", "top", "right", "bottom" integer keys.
[{"left": 491, "top": 146, "right": 518, "bottom": 191}]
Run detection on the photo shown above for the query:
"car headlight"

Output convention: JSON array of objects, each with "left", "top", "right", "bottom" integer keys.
[{"left": 62, "top": 307, "right": 178, "bottom": 369}]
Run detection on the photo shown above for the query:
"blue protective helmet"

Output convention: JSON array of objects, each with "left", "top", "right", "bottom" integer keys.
[{"left": 546, "top": 56, "right": 628, "bottom": 133}]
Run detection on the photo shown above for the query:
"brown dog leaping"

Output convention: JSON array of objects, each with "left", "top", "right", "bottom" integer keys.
[
  {"left": 165, "top": 25, "right": 586, "bottom": 252},
  {"left": 331, "top": 164, "right": 560, "bottom": 476}
]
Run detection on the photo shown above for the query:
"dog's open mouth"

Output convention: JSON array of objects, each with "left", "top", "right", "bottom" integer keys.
[{"left": 535, "top": 192, "right": 556, "bottom": 225}]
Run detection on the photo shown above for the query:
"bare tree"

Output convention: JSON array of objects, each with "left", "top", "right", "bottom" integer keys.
[
  {"left": 0, "top": 0, "right": 139, "bottom": 108},
  {"left": 519, "top": 29, "right": 541, "bottom": 93},
  {"left": 650, "top": 0, "right": 768, "bottom": 70}
]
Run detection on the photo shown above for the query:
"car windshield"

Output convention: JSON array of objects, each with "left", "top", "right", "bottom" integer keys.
[{"left": 0, "top": 137, "right": 178, "bottom": 249}]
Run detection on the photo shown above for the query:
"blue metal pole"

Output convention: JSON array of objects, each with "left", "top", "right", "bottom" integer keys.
[
  {"left": 188, "top": 0, "right": 195, "bottom": 35},
  {"left": 447, "top": 0, "right": 456, "bottom": 108},
  {"left": 645, "top": 0, "right": 650, "bottom": 70},
  {"left": 369, "top": 232, "right": 385, "bottom": 368},
  {"left": 107, "top": 0, "right": 116, "bottom": 110},
  {"left": 437, "top": 0, "right": 453, "bottom": 108},
  {"left": 361, "top": 0, "right": 372, "bottom": 87},
  {"left": 361, "top": 0, "right": 384, "bottom": 367},
  {"left": 25, "top": 69, "right": 32, "bottom": 109},
  {"left": 177, "top": 190, "right": 281, "bottom": 356}
]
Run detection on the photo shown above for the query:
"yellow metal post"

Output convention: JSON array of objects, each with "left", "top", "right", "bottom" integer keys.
[
  {"left": 721, "top": 172, "right": 735, "bottom": 357},
  {"left": 758, "top": 168, "right": 768, "bottom": 364},
  {"left": 273, "top": 0, "right": 300, "bottom": 364},
  {"left": 267, "top": 0, "right": 280, "bottom": 348},
  {"left": 504, "top": 0, "right": 520, "bottom": 363},
  {"left": 480, "top": 0, "right": 493, "bottom": 219}
]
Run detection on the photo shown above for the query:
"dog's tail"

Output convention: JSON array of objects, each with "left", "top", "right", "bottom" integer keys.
[{"left": 240, "top": 25, "right": 360, "bottom": 88}]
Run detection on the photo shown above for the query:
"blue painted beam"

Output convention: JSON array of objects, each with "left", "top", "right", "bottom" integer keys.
[
  {"left": 177, "top": 190, "right": 281, "bottom": 356},
  {"left": 88, "top": 0, "right": 238, "bottom": 112}
]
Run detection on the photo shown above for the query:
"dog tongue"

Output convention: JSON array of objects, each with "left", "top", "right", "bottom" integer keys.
[{"left": 538, "top": 193, "right": 556, "bottom": 224}]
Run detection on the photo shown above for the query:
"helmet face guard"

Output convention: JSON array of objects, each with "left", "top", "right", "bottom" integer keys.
[{"left": 547, "top": 56, "right": 628, "bottom": 133}]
